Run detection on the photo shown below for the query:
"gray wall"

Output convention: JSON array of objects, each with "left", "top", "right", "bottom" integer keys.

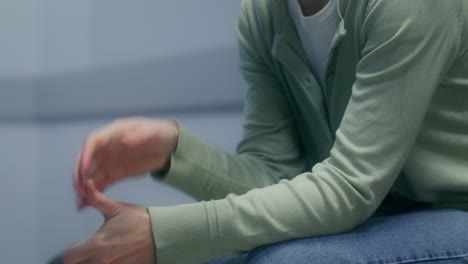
[
  {"left": 0, "top": 124, "right": 39, "bottom": 264},
  {"left": 0, "top": 1, "right": 244, "bottom": 263},
  {"left": 1, "top": 0, "right": 244, "bottom": 122},
  {"left": 0, "top": 0, "right": 41, "bottom": 78}
]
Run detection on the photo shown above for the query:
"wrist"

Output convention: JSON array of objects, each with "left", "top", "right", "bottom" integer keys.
[
  {"left": 167, "top": 119, "right": 180, "bottom": 153},
  {"left": 153, "top": 157, "right": 171, "bottom": 179},
  {"left": 153, "top": 120, "right": 179, "bottom": 179}
]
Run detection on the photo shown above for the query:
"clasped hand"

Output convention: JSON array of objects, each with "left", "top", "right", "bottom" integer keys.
[{"left": 64, "top": 118, "right": 179, "bottom": 264}]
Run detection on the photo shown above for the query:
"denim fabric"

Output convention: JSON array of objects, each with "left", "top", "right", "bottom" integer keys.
[{"left": 205, "top": 209, "right": 468, "bottom": 264}]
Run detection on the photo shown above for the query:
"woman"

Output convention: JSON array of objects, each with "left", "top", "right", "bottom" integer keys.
[{"left": 64, "top": 0, "right": 468, "bottom": 263}]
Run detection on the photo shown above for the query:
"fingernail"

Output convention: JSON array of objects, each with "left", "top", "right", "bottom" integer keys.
[
  {"left": 76, "top": 196, "right": 87, "bottom": 210},
  {"left": 77, "top": 202, "right": 87, "bottom": 211}
]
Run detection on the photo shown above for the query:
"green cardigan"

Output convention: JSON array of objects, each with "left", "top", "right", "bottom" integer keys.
[{"left": 149, "top": 0, "right": 468, "bottom": 263}]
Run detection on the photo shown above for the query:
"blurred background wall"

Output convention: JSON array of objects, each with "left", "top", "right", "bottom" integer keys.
[{"left": 0, "top": 1, "right": 243, "bottom": 263}]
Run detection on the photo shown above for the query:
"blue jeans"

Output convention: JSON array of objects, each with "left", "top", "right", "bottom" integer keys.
[{"left": 205, "top": 209, "right": 468, "bottom": 264}]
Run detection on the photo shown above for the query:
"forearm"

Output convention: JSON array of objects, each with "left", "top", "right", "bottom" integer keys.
[
  {"left": 149, "top": 159, "right": 389, "bottom": 264},
  {"left": 153, "top": 127, "right": 306, "bottom": 201}
]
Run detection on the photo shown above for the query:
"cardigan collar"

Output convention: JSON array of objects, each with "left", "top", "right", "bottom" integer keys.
[{"left": 271, "top": 0, "right": 349, "bottom": 70}]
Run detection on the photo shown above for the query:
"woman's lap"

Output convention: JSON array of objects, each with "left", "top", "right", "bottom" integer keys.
[{"left": 205, "top": 209, "right": 468, "bottom": 264}]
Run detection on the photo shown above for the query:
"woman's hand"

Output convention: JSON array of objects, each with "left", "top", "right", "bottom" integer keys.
[
  {"left": 74, "top": 117, "right": 179, "bottom": 208},
  {"left": 64, "top": 180, "right": 156, "bottom": 264}
]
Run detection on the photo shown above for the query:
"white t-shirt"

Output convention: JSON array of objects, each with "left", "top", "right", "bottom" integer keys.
[{"left": 287, "top": 0, "right": 339, "bottom": 85}]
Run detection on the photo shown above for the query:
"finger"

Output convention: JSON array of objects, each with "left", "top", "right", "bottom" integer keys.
[
  {"left": 84, "top": 180, "right": 118, "bottom": 219},
  {"left": 83, "top": 149, "right": 110, "bottom": 193},
  {"left": 89, "top": 167, "right": 110, "bottom": 193},
  {"left": 80, "top": 127, "right": 114, "bottom": 182},
  {"left": 73, "top": 152, "right": 87, "bottom": 206},
  {"left": 74, "top": 156, "right": 90, "bottom": 210},
  {"left": 86, "top": 150, "right": 134, "bottom": 194},
  {"left": 73, "top": 153, "right": 80, "bottom": 194},
  {"left": 63, "top": 241, "right": 92, "bottom": 264}
]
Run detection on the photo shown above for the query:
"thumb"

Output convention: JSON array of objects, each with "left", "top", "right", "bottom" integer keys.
[{"left": 84, "top": 179, "right": 119, "bottom": 219}]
